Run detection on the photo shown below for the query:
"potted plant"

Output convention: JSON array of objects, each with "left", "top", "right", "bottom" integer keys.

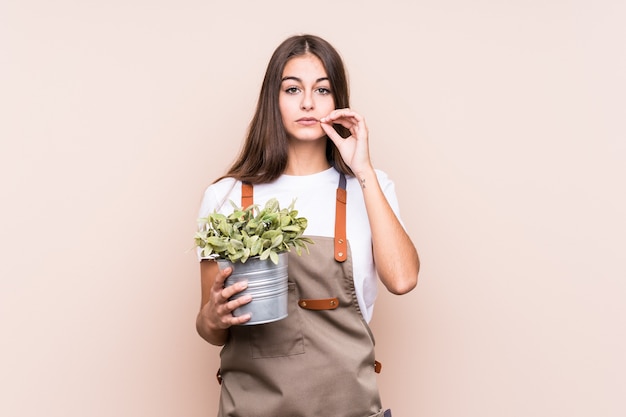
[
  {"left": 195, "top": 198, "right": 313, "bottom": 325},
  {"left": 195, "top": 198, "right": 312, "bottom": 264}
]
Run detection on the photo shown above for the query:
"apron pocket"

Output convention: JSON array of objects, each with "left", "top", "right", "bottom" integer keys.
[{"left": 249, "top": 282, "right": 305, "bottom": 358}]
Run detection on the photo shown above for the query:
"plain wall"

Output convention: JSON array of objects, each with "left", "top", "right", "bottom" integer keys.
[{"left": 1, "top": 1, "right": 624, "bottom": 416}]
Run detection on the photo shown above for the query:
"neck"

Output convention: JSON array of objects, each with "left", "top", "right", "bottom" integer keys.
[{"left": 284, "top": 139, "right": 330, "bottom": 176}]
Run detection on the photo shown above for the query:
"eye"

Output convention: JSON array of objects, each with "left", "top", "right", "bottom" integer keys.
[
  {"left": 285, "top": 86, "right": 300, "bottom": 94},
  {"left": 316, "top": 87, "right": 332, "bottom": 95}
]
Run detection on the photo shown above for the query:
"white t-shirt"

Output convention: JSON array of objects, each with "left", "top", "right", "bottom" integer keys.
[{"left": 197, "top": 167, "right": 403, "bottom": 323}]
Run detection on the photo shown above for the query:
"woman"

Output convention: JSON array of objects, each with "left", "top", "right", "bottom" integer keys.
[{"left": 196, "top": 34, "right": 419, "bottom": 417}]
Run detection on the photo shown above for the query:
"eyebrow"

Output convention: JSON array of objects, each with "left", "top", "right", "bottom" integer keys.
[{"left": 281, "top": 76, "right": 329, "bottom": 83}]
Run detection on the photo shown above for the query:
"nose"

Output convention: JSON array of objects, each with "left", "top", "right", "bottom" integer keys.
[{"left": 300, "top": 91, "right": 314, "bottom": 110}]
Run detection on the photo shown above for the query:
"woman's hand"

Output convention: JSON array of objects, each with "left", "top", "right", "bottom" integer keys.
[
  {"left": 197, "top": 261, "right": 252, "bottom": 345},
  {"left": 320, "top": 108, "right": 373, "bottom": 176}
]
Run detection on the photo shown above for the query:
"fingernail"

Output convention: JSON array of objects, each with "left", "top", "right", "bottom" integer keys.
[{"left": 239, "top": 280, "right": 248, "bottom": 289}]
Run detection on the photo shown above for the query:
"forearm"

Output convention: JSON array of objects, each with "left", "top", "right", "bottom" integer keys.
[{"left": 356, "top": 167, "right": 420, "bottom": 294}]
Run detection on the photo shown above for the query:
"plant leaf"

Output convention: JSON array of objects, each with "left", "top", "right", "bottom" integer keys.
[
  {"left": 206, "top": 236, "right": 227, "bottom": 249},
  {"left": 270, "top": 234, "right": 283, "bottom": 249},
  {"left": 251, "top": 238, "right": 263, "bottom": 255},
  {"left": 265, "top": 198, "right": 279, "bottom": 212},
  {"left": 261, "top": 230, "right": 280, "bottom": 240},
  {"left": 241, "top": 248, "right": 251, "bottom": 263},
  {"left": 269, "top": 250, "right": 279, "bottom": 264}
]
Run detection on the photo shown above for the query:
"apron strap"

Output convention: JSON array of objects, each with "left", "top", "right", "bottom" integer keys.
[
  {"left": 241, "top": 181, "right": 253, "bottom": 208},
  {"left": 334, "top": 173, "right": 347, "bottom": 262}
]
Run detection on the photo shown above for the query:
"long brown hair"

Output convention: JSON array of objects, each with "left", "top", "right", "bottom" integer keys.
[{"left": 220, "top": 34, "right": 353, "bottom": 184}]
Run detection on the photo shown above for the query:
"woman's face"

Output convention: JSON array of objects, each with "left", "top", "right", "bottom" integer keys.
[{"left": 279, "top": 54, "right": 335, "bottom": 142}]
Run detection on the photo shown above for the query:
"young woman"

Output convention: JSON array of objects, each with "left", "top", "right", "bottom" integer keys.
[{"left": 196, "top": 34, "right": 419, "bottom": 417}]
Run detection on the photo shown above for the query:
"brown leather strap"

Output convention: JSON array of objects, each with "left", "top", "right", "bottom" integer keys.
[
  {"left": 241, "top": 182, "right": 253, "bottom": 208},
  {"left": 298, "top": 297, "right": 339, "bottom": 310},
  {"left": 374, "top": 360, "right": 382, "bottom": 374},
  {"left": 334, "top": 187, "right": 347, "bottom": 262}
]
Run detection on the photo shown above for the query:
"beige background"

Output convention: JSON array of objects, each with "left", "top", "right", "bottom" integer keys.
[{"left": 2, "top": 1, "right": 625, "bottom": 416}]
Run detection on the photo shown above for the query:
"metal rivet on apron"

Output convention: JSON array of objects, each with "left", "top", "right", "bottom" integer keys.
[
  {"left": 330, "top": 300, "right": 336, "bottom": 306},
  {"left": 300, "top": 301, "right": 307, "bottom": 307},
  {"left": 338, "top": 252, "right": 344, "bottom": 257},
  {"left": 338, "top": 239, "right": 344, "bottom": 244}
]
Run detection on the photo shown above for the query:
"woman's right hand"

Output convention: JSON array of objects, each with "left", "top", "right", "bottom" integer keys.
[{"left": 196, "top": 261, "right": 252, "bottom": 345}]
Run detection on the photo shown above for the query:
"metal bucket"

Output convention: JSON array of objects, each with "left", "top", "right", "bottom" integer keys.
[{"left": 218, "top": 252, "right": 288, "bottom": 325}]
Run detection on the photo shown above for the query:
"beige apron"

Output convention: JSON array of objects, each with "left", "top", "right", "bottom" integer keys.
[{"left": 216, "top": 174, "right": 387, "bottom": 417}]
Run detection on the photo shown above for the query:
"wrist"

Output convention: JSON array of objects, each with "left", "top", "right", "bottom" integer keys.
[
  {"left": 353, "top": 166, "right": 376, "bottom": 189},
  {"left": 196, "top": 310, "right": 228, "bottom": 346},
  {"left": 352, "top": 164, "right": 374, "bottom": 178}
]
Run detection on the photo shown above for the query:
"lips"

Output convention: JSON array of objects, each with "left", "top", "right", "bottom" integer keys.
[{"left": 296, "top": 117, "right": 319, "bottom": 126}]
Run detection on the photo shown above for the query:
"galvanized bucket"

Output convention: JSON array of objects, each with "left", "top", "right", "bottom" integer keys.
[{"left": 218, "top": 252, "right": 288, "bottom": 325}]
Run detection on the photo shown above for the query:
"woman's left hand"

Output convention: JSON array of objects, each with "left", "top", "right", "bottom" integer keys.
[{"left": 320, "top": 108, "right": 372, "bottom": 176}]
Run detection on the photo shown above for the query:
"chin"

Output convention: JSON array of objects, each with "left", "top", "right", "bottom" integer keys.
[
  {"left": 288, "top": 131, "right": 327, "bottom": 142},
  {"left": 291, "top": 136, "right": 326, "bottom": 142}
]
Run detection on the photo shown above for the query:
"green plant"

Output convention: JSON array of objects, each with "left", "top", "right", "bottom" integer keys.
[{"left": 195, "top": 198, "right": 314, "bottom": 264}]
